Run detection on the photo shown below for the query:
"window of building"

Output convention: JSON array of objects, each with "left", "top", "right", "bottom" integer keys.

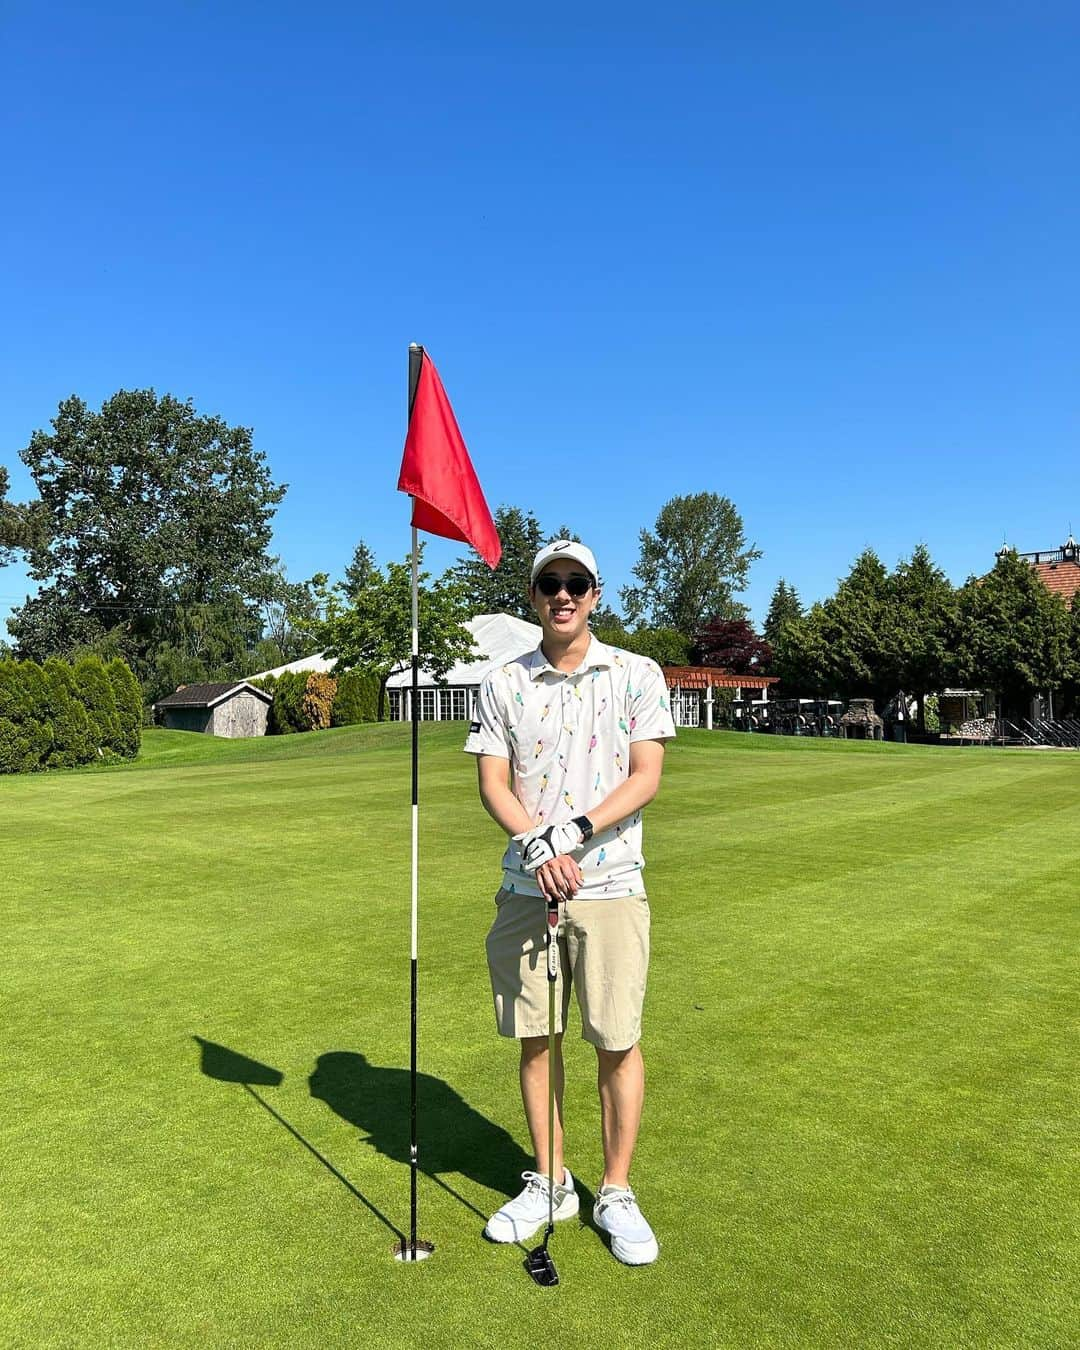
[
  {"left": 420, "top": 689, "right": 437, "bottom": 720},
  {"left": 389, "top": 690, "right": 402, "bottom": 721},
  {"left": 675, "top": 691, "right": 700, "bottom": 727}
]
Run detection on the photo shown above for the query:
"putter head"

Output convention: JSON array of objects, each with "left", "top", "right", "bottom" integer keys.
[{"left": 524, "top": 1238, "right": 559, "bottom": 1287}]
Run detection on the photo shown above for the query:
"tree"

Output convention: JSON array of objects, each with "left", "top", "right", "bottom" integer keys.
[
  {"left": 953, "top": 548, "right": 1072, "bottom": 720},
  {"left": 888, "top": 544, "right": 957, "bottom": 729},
  {"left": 763, "top": 579, "right": 803, "bottom": 647},
  {"left": 694, "top": 618, "right": 772, "bottom": 674},
  {"left": 0, "top": 465, "right": 36, "bottom": 566},
  {"left": 315, "top": 548, "right": 477, "bottom": 720},
  {"left": 770, "top": 551, "right": 893, "bottom": 701},
  {"left": 1060, "top": 593, "right": 1080, "bottom": 716},
  {"left": 771, "top": 601, "right": 831, "bottom": 694},
  {"left": 8, "top": 391, "right": 286, "bottom": 676},
  {"left": 0, "top": 467, "right": 16, "bottom": 566},
  {"left": 621, "top": 492, "right": 761, "bottom": 635},
  {"left": 342, "top": 541, "right": 377, "bottom": 600},
  {"left": 620, "top": 627, "right": 691, "bottom": 667},
  {"left": 589, "top": 608, "right": 690, "bottom": 666},
  {"left": 448, "top": 505, "right": 544, "bottom": 619},
  {"left": 253, "top": 565, "right": 326, "bottom": 665},
  {"left": 819, "top": 549, "right": 896, "bottom": 701}
]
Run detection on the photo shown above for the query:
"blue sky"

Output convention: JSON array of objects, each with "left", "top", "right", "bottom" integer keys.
[{"left": 2, "top": 2, "right": 1077, "bottom": 632}]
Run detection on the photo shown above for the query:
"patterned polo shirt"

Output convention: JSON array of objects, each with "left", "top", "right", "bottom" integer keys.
[{"left": 464, "top": 636, "right": 676, "bottom": 899}]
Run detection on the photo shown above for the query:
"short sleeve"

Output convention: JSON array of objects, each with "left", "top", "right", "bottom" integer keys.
[
  {"left": 463, "top": 672, "right": 510, "bottom": 758},
  {"left": 628, "top": 658, "right": 677, "bottom": 743}
]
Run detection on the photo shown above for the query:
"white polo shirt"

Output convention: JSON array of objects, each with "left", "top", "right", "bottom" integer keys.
[{"left": 464, "top": 636, "right": 676, "bottom": 899}]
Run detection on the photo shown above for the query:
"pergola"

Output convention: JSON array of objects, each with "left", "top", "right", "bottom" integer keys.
[{"left": 662, "top": 666, "right": 779, "bottom": 729}]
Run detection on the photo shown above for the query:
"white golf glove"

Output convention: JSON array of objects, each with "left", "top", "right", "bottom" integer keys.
[{"left": 515, "top": 821, "right": 584, "bottom": 873}]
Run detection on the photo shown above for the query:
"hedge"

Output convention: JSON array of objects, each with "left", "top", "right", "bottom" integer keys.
[
  {"left": 331, "top": 669, "right": 380, "bottom": 726},
  {"left": 247, "top": 667, "right": 381, "bottom": 734},
  {"left": 0, "top": 655, "right": 142, "bottom": 773}
]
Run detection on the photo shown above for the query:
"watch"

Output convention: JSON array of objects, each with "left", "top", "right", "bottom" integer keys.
[{"left": 572, "top": 814, "right": 594, "bottom": 843}]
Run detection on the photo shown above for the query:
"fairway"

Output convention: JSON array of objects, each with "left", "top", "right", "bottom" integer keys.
[{"left": 2, "top": 726, "right": 1077, "bottom": 1348}]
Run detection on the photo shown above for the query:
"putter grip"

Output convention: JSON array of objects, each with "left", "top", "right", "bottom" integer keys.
[{"left": 546, "top": 902, "right": 559, "bottom": 980}]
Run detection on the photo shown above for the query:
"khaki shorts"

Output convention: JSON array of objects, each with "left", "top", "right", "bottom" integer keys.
[{"left": 485, "top": 888, "right": 650, "bottom": 1052}]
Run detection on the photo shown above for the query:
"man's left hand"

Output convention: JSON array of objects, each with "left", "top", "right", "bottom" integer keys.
[{"left": 515, "top": 821, "right": 584, "bottom": 873}]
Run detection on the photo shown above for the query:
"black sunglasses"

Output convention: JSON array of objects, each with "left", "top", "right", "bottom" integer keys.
[{"left": 535, "top": 573, "right": 594, "bottom": 598}]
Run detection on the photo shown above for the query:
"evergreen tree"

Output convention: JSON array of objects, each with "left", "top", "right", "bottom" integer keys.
[
  {"left": 107, "top": 659, "right": 144, "bottom": 758},
  {"left": 953, "top": 548, "right": 1072, "bottom": 719},
  {"left": 763, "top": 579, "right": 803, "bottom": 647},
  {"left": 342, "top": 541, "right": 377, "bottom": 600},
  {"left": 43, "top": 659, "right": 92, "bottom": 767},
  {"left": 888, "top": 544, "right": 957, "bottom": 728},
  {"left": 449, "top": 505, "right": 544, "bottom": 619},
  {"left": 73, "top": 655, "right": 121, "bottom": 755}
]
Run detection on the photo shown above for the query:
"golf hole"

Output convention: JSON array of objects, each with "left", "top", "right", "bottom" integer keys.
[{"left": 392, "top": 1240, "right": 435, "bottom": 1263}]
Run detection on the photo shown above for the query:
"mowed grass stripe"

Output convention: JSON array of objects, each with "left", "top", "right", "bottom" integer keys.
[{"left": 2, "top": 725, "right": 1076, "bottom": 1347}]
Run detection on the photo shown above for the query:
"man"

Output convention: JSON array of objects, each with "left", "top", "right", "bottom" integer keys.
[{"left": 464, "top": 539, "right": 676, "bottom": 1265}]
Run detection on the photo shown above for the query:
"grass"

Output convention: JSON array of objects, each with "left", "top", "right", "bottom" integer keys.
[{"left": 1, "top": 725, "right": 1077, "bottom": 1347}]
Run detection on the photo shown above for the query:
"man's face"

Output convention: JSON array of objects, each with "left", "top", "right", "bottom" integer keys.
[{"left": 529, "top": 564, "right": 599, "bottom": 642}]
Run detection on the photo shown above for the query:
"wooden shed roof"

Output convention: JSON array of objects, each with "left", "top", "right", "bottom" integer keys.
[{"left": 154, "top": 681, "right": 272, "bottom": 710}]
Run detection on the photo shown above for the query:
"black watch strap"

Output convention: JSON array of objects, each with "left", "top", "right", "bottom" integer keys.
[{"left": 572, "top": 814, "right": 594, "bottom": 843}]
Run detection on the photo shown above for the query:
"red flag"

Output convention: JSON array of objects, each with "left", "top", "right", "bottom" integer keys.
[{"left": 397, "top": 352, "right": 502, "bottom": 569}]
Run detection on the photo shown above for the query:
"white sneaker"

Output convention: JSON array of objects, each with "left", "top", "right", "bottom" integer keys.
[
  {"left": 593, "top": 1184, "right": 659, "bottom": 1265},
  {"left": 484, "top": 1169, "right": 579, "bottom": 1243}
]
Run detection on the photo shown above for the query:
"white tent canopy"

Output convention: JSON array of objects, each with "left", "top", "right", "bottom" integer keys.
[
  {"left": 386, "top": 612, "right": 541, "bottom": 692},
  {"left": 247, "top": 652, "right": 336, "bottom": 682},
  {"left": 247, "top": 614, "right": 542, "bottom": 721}
]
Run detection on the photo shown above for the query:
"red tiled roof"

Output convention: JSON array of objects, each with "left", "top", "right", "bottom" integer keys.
[
  {"left": 1032, "top": 560, "right": 1080, "bottom": 607},
  {"left": 661, "top": 666, "right": 779, "bottom": 690}
]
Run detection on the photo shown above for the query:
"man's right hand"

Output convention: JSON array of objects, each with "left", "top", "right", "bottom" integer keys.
[{"left": 535, "top": 853, "right": 583, "bottom": 903}]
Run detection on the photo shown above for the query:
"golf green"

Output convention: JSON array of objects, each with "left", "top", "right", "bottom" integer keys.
[{"left": 1, "top": 725, "right": 1076, "bottom": 1347}]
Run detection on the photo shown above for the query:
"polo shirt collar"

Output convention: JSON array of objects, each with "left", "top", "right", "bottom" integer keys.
[{"left": 528, "top": 635, "right": 615, "bottom": 681}]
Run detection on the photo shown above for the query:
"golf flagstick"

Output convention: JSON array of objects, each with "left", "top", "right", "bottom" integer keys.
[
  {"left": 394, "top": 345, "right": 434, "bottom": 1262},
  {"left": 393, "top": 345, "right": 501, "bottom": 1264},
  {"left": 525, "top": 897, "right": 561, "bottom": 1287}
]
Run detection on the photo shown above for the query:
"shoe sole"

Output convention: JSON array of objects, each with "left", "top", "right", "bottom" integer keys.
[
  {"left": 609, "top": 1235, "right": 659, "bottom": 1265},
  {"left": 484, "top": 1191, "right": 580, "bottom": 1244}
]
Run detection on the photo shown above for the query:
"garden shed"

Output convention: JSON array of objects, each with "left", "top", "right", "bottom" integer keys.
[{"left": 155, "top": 682, "right": 272, "bottom": 738}]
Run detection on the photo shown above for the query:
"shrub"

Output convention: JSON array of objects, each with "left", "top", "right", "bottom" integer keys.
[
  {"left": 332, "top": 669, "right": 380, "bottom": 725},
  {"left": 302, "top": 673, "right": 337, "bottom": 731},
  {"left": 73, "top": 656, "right": 121, "bottom": 758},
  {"left": 108, "top": 659, "right": 144, "bottom": 757},
  {"left": 0, "top": 654, "right": 140, "bottom": 772},
  {"left": 43, "top": 660, "right": 93, "bottom": 767},
  {"left": 268, "top": 671, "right": 308, "bottom": 734},
  {"left": 0, "top": 663, "right": 40, "bottom": 773}
]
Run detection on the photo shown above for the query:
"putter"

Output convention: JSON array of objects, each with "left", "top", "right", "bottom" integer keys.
[{"left": 525, "top": 896, "right": 561, "bottom": 1287}]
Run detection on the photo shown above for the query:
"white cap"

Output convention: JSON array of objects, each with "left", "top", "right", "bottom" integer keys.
[{"left": 530, "top": 539, "right": 600, "bottom": 586}]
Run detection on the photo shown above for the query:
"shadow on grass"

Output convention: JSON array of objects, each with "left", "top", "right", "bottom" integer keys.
[
  {"left": 309, "top": 1051, "right": 545, "bottom": 1228},
  {"left": 194, "top": 1036, "right": 405, "bottom": 1243},
  {"left": 194, "top": 1038, "right": 547, "bottom": 1244}
]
